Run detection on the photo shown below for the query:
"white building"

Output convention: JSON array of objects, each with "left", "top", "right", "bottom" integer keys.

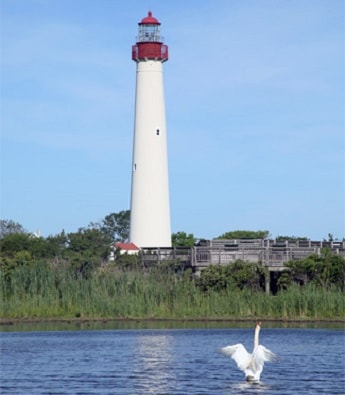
[{"left": 129, "top": 12, "right": 172, "bottom": 248}]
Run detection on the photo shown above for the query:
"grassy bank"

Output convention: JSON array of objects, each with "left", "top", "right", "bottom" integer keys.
[{"left": 1, "top": 263, "right": 344, "bottom": 321}]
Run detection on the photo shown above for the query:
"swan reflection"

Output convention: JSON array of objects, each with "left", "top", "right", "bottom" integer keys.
[
  {"left": 132, "top": 333, "right": 175, "bottom": 394},
  {"left": 226, "top": 381, "right": 272, "bottom": 394}
]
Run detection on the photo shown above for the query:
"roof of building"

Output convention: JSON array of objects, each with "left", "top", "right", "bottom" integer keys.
[
  {"left": 115, "top": 242, "right": 140, "bottom": 251},
  {"left": 139, "top": 11, "right": 160, "bottom": 25}
]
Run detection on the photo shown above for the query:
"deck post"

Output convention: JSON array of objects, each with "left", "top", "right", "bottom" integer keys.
[{"left": 265, "top": 269, "right": 270, "bottom": 295}]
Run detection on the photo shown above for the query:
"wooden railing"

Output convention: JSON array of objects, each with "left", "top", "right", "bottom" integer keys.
[{"left": 140, "top": 239, "right": 345, "bottom": 272}]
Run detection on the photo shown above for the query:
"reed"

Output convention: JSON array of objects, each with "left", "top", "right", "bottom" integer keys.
[{"left": 1, "top": 264, "right": 344, "bottom": 320}]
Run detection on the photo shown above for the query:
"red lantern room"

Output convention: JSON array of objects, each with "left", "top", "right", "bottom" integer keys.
[{"left": 132, "top": 11, "right": 168, "bottom": 62}]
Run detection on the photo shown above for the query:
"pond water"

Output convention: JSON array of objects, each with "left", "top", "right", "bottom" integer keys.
[{"left": 1, "top": 322, "right": 344, "bottom": 394}]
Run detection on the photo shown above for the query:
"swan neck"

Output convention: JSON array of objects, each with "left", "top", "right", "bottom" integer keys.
[{"left": 254, "top": 325, "right": 260, "bottom": 348}]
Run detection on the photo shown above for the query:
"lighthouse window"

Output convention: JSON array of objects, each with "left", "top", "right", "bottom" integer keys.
[
  {"left": 139, "top": 24, "right": 161, "bottom": 42},
  {"left": 156, "top": 129, "right": 160, "bottom": 135}
]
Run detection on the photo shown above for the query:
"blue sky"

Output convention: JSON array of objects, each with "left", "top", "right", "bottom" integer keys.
[{"left": 1, "top": 0, "right": 344, "bottom": 240}]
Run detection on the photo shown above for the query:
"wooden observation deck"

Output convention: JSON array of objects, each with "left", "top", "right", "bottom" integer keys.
[{"left": 139, "top": 239, "right": 345, "bottom": 274}]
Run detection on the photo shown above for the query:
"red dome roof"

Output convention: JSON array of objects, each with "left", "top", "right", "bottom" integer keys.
[{"left": 139, "top": 11, "right": 160, "bottom": 25}]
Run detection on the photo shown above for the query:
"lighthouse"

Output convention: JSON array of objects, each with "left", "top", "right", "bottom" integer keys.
[{"left": 129, "top": 11, "right": 172, "bottom": 248}]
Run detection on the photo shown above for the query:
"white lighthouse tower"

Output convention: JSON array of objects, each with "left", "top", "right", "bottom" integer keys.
[{"left": 129, "top": 11, "right": 171, "bottom": 248}]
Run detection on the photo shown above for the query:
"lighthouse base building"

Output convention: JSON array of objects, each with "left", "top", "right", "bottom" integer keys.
[{"left": 129, "top": 12, "right": 171, "bottom": 248}]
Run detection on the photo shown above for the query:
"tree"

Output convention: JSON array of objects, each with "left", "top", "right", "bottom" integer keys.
[
  {"left": 0, "top": 233, "right": 31, "bottom": 258},
  {"left": 45, "top": 231, "right": 68, "bottom": 258},
  {"left": 99, "top": 210, "right": 130, "bottom": 242},
  {"left": 0, "top": 232, "right": 55, "bottom": 284},
  {"left": 195, "top": 260, "right": 264, "bottom": 292},
  {"left": 64, "top": 227, "right": 111, "bottom": 277},
  {"left": 217, "top": 230, "right": 270, "bottom": 239},
  {"left": 0, "top": 220, "right": 26, "bottom": 238},
  {"left": 279, "top": 250, "right": 345, "bottom": 290},
  {"left": 172, "top": 231, "right": 196, "bottom": 247}
]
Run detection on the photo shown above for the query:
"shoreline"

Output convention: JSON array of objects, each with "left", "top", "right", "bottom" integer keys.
[{"left": 1, "top": 316, "right": 344, "bottom": 326}]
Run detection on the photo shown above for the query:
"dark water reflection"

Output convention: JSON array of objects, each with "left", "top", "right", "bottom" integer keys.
[
  {"left": 1, "top": 322, "right": 344, "bottom": 394},
  {"left": 1, "top": 319, "right": 344, "bottom": 332}
]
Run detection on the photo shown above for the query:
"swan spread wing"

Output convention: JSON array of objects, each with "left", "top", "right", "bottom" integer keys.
[
  {"left": 246, "top": 345, "right": 275, "bottom": 379},
  {"left": 253, "top": 345, "right": 276, "bottom": 363},
  {"left": 221, "top": 344, "right": 251, "bottom": 371}
]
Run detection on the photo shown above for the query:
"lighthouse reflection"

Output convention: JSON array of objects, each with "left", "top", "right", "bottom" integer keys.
[{"left": 133, "top": 333, "right": 176, "bottom": 394}]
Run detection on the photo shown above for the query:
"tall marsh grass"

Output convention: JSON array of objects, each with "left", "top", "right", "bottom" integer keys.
[{"left": 1, "top": 264, "right": 344, "bottom": 320}]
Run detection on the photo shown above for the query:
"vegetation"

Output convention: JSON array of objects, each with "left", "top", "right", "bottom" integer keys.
[
  {"left": 172, "top": 231, "right": 196, "bottom": 247},
  {"left": 194, "top": 261, "right": 265, "bottom": 292},
  {"left": 278, "top": 250, "right": 345, "bottom": 291},
  {"left": 0, "top": 216, "right": 344, "bottom": 321},
  {"left": 1, "top": 260, "right": 343, "bottom": 320},
  {"left": 0, "top": 220, "right": 27, "bottom": 237},
  {"left": 276, "top": 235, "right": 309, "bottom": 241},
  {"left": 216, "top": 230, "right": 270, "bottom": 239},
  {"left": 93, "top": 210, "right": 130, "bottom": 243}
]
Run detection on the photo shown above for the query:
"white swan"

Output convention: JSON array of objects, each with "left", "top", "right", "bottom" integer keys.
[{"left": 221, "top": 322, "right": 276, "bottom": 382}]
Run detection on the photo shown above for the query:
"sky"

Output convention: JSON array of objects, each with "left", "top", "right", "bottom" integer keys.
[{"left": 1, "top": 0, "right": 344, "bottom": 241}]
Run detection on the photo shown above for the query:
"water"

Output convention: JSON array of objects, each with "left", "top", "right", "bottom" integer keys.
[{"left": 1, "top": 323, "right": 344, "bottom": 394}]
